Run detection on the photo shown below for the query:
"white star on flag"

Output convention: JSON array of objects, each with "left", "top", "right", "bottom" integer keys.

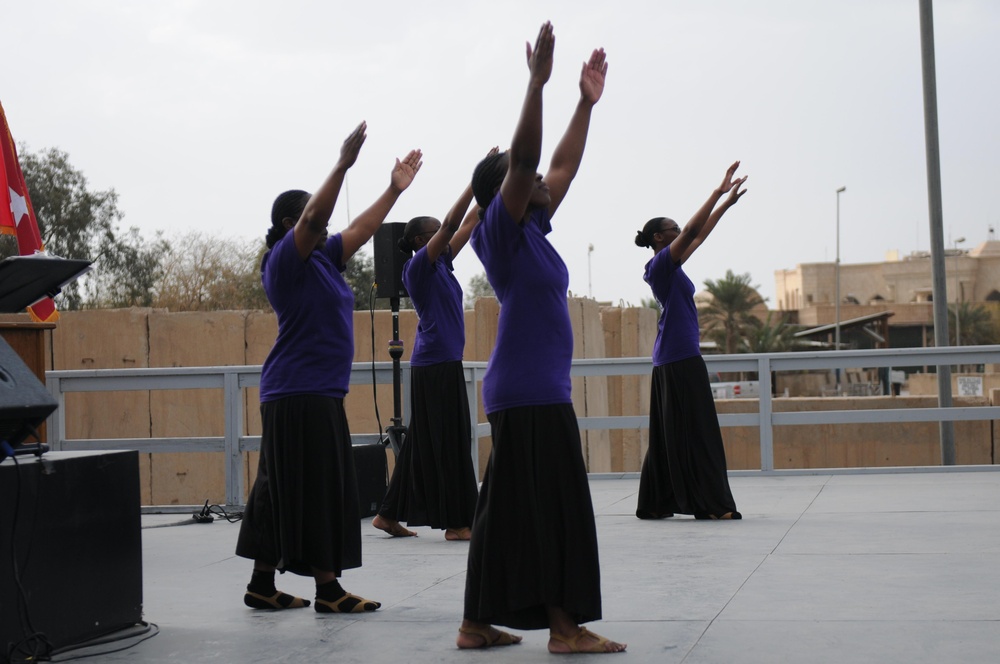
[{"left": 9, "top": 186, "right": 28, "bottom": 226}]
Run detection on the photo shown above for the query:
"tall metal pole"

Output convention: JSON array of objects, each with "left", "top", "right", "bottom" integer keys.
[
  {"left": 919, "top": 0, "right": 955, "bottom": 464},
  {"left": 835, "top": 186, "right": 845, "bottom": 393},
  {"left": 953, "top": 237, "right": 965, "bottom": 347},
  {"left": 587, "top": 243, "right": 594, "bottom": 298},
  {"left": 835, "top": 186, "right": 846, "bottom": 352}
]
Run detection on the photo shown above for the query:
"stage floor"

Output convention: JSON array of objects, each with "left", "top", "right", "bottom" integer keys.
[{"left": 68, "top": 470, "right": 1000, "bottom": 663}]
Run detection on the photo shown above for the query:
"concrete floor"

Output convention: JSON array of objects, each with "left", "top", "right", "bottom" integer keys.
[{"left": 75, "top": 470, "right": 1000, "bottom": 663}]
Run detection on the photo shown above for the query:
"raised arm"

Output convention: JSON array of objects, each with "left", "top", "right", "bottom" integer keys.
[
  {"left": 293, "top": 122, "right": 366, "bottom": 260},
  {"left": 423, "top": 184, "right": 474, "bottom": 264},
  {"left": 669, "top": 161, "right": 747, "bottom": 265},
  {"left": 497, "top": 21, "right": 554, "bottom": 223},
  {"left": 434, "top": 147, "right": 500, "bottom": 260},
  {"left": 341, "top": 149, "right": 423, "bottom": 263},
  {"left": 544, "top": 47, "right": 607, "bottom": 217}
]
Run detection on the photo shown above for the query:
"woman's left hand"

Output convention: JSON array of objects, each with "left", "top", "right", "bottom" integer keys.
[
  {"left": 391, "top": 149, "right": 423, "bottom": 192},
  {"left": 580, "top": 48, "right": 608, "bottom": 105}
]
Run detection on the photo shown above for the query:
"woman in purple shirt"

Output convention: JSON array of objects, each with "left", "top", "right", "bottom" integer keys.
[
  {"left": 634, "top": 162, "right": 747, "bottom": 521},
  {"left": 456, "top": 23, "right": 625, "bottom": 655},
  {"left": 371, "top": 155, "right": 494, "bottom": 542},
  {"left": 235, "top": 122, "right": 422, "bottom": 614}
]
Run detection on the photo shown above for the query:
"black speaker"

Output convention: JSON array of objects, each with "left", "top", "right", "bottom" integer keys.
[
  {"left": 373, "top": 222, "right": 411, "bottom": 299},
  {"left": 0, "top": 338, "right": 56, "bottom": 449},
  {"left": 0, "top": 451, "right": 143, "bottom": 653},
  {"left": 353, "top": 443, "right": 387, "bottom": 518}
]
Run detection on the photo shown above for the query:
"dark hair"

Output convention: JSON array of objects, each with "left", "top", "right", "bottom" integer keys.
[
  {"left": 471, "top": 152, "right": 508, "bottom": 218},
  {"left": 266, "top": 190, "right": 311, "bottom": 249},
  {"left": 635, "top": 217, "right": 673, "bottom": 248},
  {"left": 397, "top": 216, "right": 437, "bottom": 252}
]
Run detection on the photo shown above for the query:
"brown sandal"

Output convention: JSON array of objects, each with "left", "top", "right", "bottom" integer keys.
[
  {"left": 549, "top": 627, "right": 626, "bottom": 654},
  {"left": 457, "top": 625, "right": 522, "bottom": 648},
  {"left": 314, "top": 592, "right": 380, "bottom": 613}
]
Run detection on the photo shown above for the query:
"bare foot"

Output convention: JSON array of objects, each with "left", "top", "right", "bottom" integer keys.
[
  {"left": 548, "top": 626, "right": 626, "bottom": 654},
  {"left": 371, "top": 514, "right": 417, "bottom": 537},
  {"left": 456, "top": 621, "right": 522, "bottom": 649},
  {"left": 445, "top": 527, "right": 471, "bottom": 541}
]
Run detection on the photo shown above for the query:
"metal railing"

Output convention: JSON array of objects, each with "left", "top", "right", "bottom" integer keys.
[{"left": 45, "top": 345, "right": 1000, "bottom": 507}]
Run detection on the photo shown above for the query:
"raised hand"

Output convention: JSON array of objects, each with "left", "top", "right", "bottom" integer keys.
[
  {"left": 525, "top": 21, "right": 555, "bottom": 86},
  {"left": 391, "top": 149, "right": 423, "bottom": 192},
  {"left": 337, "top": 121, "right": 367, "bottom": 171},
  {"left": 718, "top": 161, "right": 748, "bottom": 205},
  {"left": 718, "top": 161, "right": 744, "bottom": 193},
  {"left": 726, "top": 175, "right": 748, "bottom": 206},
  {"left": 579, "top": 48, "right": 608, "bottom": 105}
]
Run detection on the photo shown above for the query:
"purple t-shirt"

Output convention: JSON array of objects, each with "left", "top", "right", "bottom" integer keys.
[
  {"left": 471, "top": 195, "right": 572, "bottom": 413},
  {"left": 404, "top": 245, "right": 465, "bottom": 366},
  {"left": 259, "top": 231, "right": 355, "bottom": 401},
  {"left": 645, "top": 246, "right": 701, "bottom": 366}
]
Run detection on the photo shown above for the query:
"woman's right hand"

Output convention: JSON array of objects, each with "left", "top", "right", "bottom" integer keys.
[
  {"left": 525, "top": 21, "right": 555, "bottom": 86},
  {"left": 390, "top": 149, "right": 423, "bottom": 193},
  {"left": 337, "top": 121, "right": 367, "bottom": 171}
]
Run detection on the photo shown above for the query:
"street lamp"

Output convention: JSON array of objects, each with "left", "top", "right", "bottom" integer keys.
[
  {"left": 953, "top": 236, "right": 965, "bottom": 346},
  {"left": 835, "top": 186, "right": 846, "bottom": 348},
  {"left": 587, "top": 243, "right": 594, "bottom": 298},
  {"left": 834, "top": 186, "right": 846, "bottom": 393}
]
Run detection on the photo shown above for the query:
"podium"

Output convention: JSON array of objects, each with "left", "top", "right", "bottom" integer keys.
[
  {"left": 0, "top": 255, "right": 143, "bottom": 657},
  {"left": 0, "top": 255, "right": 90, "bottom": 455}
]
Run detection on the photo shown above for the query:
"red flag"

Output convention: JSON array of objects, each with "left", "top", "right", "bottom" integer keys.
[{"left": 1, "top": 100, "right": 58, "bottom": 322}]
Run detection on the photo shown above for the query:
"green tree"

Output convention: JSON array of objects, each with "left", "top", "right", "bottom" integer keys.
[
  {"left": 640, "top": 296, "right": 661, "bottom": 312},
  {"left": 86, "top": 227, "right": 169, "bottom": 308},
  {"left": 700, "top": 270, "right": 766, "bottom": 354},
  {"left": 464, "top": 272, "right": 495, "bottom": 309},
  {"left": 949, "top": 302, "right": 999, "bottom": 346},
  {"left": 9, "top": 146, "right": 166, "bottom": 309},
  {"left": 744, "top": 311, "right": 799, "bottom": 353}
]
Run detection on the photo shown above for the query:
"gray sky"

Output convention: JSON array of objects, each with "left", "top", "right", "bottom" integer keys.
[{"left": 5, "top": 0, "right": 999, "bottom": 308}]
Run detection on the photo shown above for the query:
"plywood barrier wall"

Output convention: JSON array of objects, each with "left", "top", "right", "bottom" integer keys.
[{"left": 44, "top": 305, "right": 998, "bottom": 506}]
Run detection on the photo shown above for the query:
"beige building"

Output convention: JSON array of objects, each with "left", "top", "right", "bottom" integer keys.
[{"left": 774, "top": 239, "right": 1000, "bottom": 348}]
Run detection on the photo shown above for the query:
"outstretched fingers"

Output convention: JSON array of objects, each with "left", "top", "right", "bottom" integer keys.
[
  {"left": 728, "top": 175, "right": 749, "bottom": 203},
  {"left": 391, "top": 149, "right": 423, "bottom": 191}
]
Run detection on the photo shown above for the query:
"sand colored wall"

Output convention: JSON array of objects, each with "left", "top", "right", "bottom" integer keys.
[
  {"left": 40, "top": 303, "right": 998, "bottom": 506},
  {"left": 716, "top": 396, "right": 993, "bottom": 469}
]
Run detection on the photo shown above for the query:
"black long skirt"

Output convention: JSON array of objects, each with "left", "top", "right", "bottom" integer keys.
[
  {"left": 464, "top": 403, "right": 602, "bottom": 630},
  {"left": 636, "top": 355, "right": 738, "bottom": 518},
  {"left": 235, "top": 395, "right": 361, "bottom": 577},
  {"left": 379, "top": 361, "right": 479, "bottom": 529}
]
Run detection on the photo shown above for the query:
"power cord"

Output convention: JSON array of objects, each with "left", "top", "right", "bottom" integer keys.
[{"left": 369, "top": 282, "right": 387, "bottom": 447}]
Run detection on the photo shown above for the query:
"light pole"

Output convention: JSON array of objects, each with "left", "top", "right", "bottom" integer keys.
[
  {"left": 587, "top": 243, "right": 594, "bottom": 298},
  {"left": 834, "top": 186, "right": 846, "bottom": 393},
  {"left": 953, "top": 236, "right": 965, "bottom": 346},
  {"left": 835, "top": 187, "right": 846, "bottom": 337}
]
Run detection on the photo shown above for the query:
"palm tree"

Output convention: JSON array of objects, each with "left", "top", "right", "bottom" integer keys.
[
  {"left": 949, "top": 302, "right": 999, "bottom": 346},
  {"left": 744, "top": 311, "right": 799, "bottom": 353},
  {"left": 700, "top": 270, "right": 766, "bottom": 354}
]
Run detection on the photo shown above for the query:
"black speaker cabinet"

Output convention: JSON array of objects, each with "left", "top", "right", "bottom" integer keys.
[
  {"left": 373, "top": 222, "right": 411, "bottom": 299},
  {"left": 0, "top": 450, "right": 143, "bottom": 653},
  {"left": 353, "top": 443, "right": 387, "bottom": 518},
  {"left": 0, "top": 337, "right": 57, "bottom": 449}
]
